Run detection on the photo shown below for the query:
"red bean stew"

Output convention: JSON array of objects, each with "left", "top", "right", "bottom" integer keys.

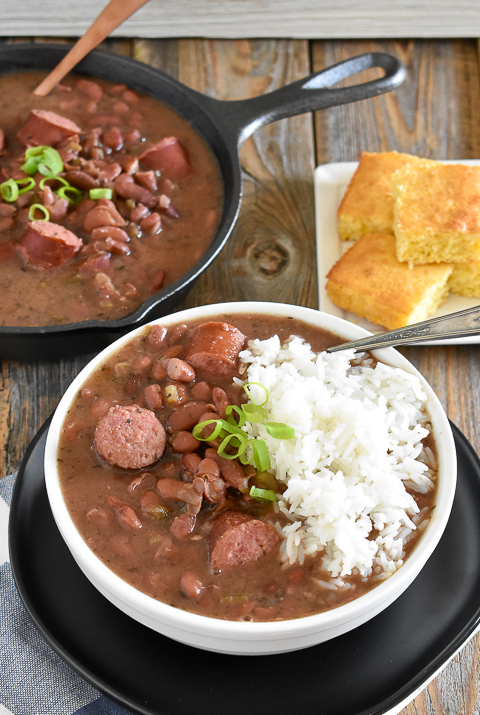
[
  {"left": 58, "top": 315, "right": 437, "bottom": 621},
  {"left": 0, "top": 71, "right": 222, "bottom": 326}
]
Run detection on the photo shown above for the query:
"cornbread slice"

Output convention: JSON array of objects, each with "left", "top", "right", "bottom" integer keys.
[
  {"left": 337, "top": 151, "right": 424, "bottom": 241},
  {"left": 326, "top": 232, "right": 453, "bottom": 330},
  {"left": 449, "top": 260, "right": 480, "bottom": 297},
  {"left": 393, "top": 162, "right": 480, "bottom": 264}
]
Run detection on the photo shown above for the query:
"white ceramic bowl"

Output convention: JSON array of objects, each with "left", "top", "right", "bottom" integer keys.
[{"left": 44, "top": 302, "right": 457, "bottom": 655}]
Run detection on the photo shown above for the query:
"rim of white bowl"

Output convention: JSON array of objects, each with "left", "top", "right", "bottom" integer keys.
[{"left": 44, "top": 301, "right": 457, "bottom": 641}]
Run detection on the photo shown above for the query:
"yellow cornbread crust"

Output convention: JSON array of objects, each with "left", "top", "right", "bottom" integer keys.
[
  {"left": 449, "top": 261, "right": 480, "bottom": 297},
  {"left": 326, "top": 233, "right": 453, "bottom": 330},
  {"left": 337, "top": 151, "right": 423, "bottom": 241},
  {"left": 393, "top": 162, "right": 480, "bottom": 264}
]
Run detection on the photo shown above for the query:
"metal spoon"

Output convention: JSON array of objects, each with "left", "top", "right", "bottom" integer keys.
[
  {"left": 33, "top": 0, "right": 150, "bottom": 97},
  {"left": 327, "top": 303, "right": 480, "bottom": 352}
]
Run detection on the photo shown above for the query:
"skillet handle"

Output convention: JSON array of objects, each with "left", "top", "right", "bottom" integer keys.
[{"left": 201, "top": 52, "right": 406, "bottom": 145}]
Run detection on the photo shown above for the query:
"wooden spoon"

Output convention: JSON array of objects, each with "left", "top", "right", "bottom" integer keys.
[{"left": 33, "top": 0, "right": 150, "bottom": 97}]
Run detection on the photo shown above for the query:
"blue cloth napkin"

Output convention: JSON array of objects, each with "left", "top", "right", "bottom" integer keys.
[{"left": 0, "top": 472, "right": 132, "bottom": 715}]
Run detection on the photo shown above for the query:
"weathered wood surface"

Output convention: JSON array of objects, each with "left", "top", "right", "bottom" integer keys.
[
  {"left": 4, "top": 1, "right": 480, "bottom": 39},
  {"left": 1, "top": 36, "right": 479, "bottom": 714}
]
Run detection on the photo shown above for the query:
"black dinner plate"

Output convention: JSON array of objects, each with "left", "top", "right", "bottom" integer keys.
[{"left": 9, "top": 419, "right": 480, "bottom": 715}]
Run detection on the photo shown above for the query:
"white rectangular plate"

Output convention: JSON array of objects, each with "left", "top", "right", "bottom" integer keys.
[{"left": 314, "top": 160, "right": 480, "bottom": 345}]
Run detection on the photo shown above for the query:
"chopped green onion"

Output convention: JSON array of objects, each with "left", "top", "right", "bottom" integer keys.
[
  {"left": 252, "top": 438, "right": 271, "bottom": 471},
  {"left": 16, "top": 177, "right": 36, "bottom": 194},
  {"left": 265, "top": 422, "right": 295, "bottom": 439},
  {"left": 57, "top": 185, "right": 83, "bottom": 205},
  {"left": 239, "top": 440, "right": 254, "bottom": 465},
  {"left": 243, "top": 382, "right": 269, "bottom": 406},
  {"left": 21, "top": 146, "right": 63, "bottom": 178},
  {"left": 241, "top": 403, "right": 268, "bottom": 423},
  {"left": 249, "top": 486, "right": 276, "bottom": 502},
  {"left": 39, "top": 175, "right": 70, "bottom": 190},
  {"left": 89, "top": 188, "right": 113, "bottom": 200},
  {"left": 192, "top": 419, "right": 224, "bottom": 442},
  {"left": 225, "top": 404, "right": 246, "bottom": 428},
  {"left": 217, "top": 432, "right": 248, "bottom": 460},
  {"left": 0, "top": 179, "right": 19, "bottom": 202},
  {"left": 28, "top": 203, "right": 50, "bottom": 221}
]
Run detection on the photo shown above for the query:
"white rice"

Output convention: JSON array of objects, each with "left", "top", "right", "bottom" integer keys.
[{"left": 236, "top": 334, "right": 437, "bottom": 582}]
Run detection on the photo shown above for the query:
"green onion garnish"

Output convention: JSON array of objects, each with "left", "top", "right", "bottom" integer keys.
[
  {"left": 192, "top": 419, "right": 224, "bottom": 442},
  {"left": 217, "top": 432, "right": 248, "bottom": 460},
  {"left": 265, "top": 422, "right": 295, "bottom": 439},
  {"left": 249, "top": 485, "right": 276, "bottom": 502},
  {"left": 21, "top": 146, "right": 63, "bottom": 178},
  {"left": 241, "top": 403, "right": 268, "bottom": 423},
  {"left": 57, "top": 185, "right": 83, "bottom": 205},
  {"left": 252, "top": 439, "right": 271, "bottom": 471},
  {"left": 16, "top": 177, "right": 36, "bottom": 194},
  {"left": 28, "top": 203, "right": 50, "bottom": 221},
  {"left": 0, "top": 178, "right": 19, "bottom": 202},
  {"left": 225, "top": 404, "right": 246, "bottom": 428},
  {"left": 39, "top": 175, "right": 70, "bottom": 190},
  {"left": 89, "top": 188, "right": 113, "bottom": 200},
  {"left": 243, "top": 382, "right": 269, "bottom": 406}
]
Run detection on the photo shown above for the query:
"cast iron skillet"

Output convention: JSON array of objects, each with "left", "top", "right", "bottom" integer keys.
[{"left": 0, "top": 43, "right": 406, "bottom": 360}]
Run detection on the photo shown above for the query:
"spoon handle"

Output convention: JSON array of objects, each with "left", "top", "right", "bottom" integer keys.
[
  {"left": 33, "top": 0, "right": 150, "bottom": 97},
  {"left": 327, "top": 304, "right": 480, "bottom": 352}
]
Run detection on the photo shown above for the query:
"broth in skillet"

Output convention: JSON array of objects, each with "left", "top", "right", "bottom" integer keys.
[{"left": 0, "top": 71, "right": 222, "bottom": 326}]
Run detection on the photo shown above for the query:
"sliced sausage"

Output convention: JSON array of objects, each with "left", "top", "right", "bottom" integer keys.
[
  {"left": 185, "top": 322, "right": 246, "bottom": 376},
  {"left": 16, "top": 109, "right": 82, "bottom": 147},
  {"left": 17, "top": 220, "right": 83, "bottom": 270},
  {"left": 94, "top": 404, "right": 166, "bottom": 469},
  {"left": 208, "top": 511, "right": 252, "bottom": 551},
  {"left": 210, "top": 518, "right": 280, "bottom": 570},
  {"left": 139, "top": 137, "right": 191, "bottom": 180}
]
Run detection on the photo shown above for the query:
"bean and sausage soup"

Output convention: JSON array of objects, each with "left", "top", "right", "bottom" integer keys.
[
  {"left": 0, "top": 71, "right": 222, "bottom": 326},
  {"left": 58, "top": 315, "right": 438, "bottom": 622}
]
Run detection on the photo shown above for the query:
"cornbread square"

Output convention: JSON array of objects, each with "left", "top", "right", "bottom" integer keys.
[
  {"left": 337, "top": 151, "right": 423, "bottom": 241},
  {"left": 393, "top": 162, "right": 480, "bottom": 264},
  {"left": 326, "top": 232, "right": 453, "bottom": 330},
  {"left": 449, "top": 260, "right": 480, "bottom": 297}
]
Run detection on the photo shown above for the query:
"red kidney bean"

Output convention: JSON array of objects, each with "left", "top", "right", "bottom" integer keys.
[
  {"left": 181, "top": 452, "right": 202, "bottom": 474},
  {"left": 110, "top": 534, "right": 136, "bottom": 560},
  {"left": 150, "top": 360, "right": 167, "bottom": 382},
  {"left": 123, "top": 89, "right": 140, "bottom": 104},
  {"left": 114, "top": 173, "right": 157, "bottom": 208},
  {"left": 83, "top": 206, "right": 126, "bottom": 234},
  {"left": 86, "top": 100, "right": 98, "bottom": 114},
  {"left": 172, "top": 431, "right": 200, "bottom": 453},
  {"left": 180, "top": 571, "right": 204, "bottom": 600},
  {"left": 76, "top": 78, "right": 104, "bottom": 101},
  {"left": 94, "top": 272, "right": 119, "bottom": 300},
  {"left": 105, "top": 238, "right": 130, "bottom": 256},
  {"left": 90, "top": 398, "right": 115, "bottom": 420},
  {"left": 0, "top": 203, "right": 16, "bottom": 218},
  {"left": 146, "top": 324, "right": 167, "bottom": 348},
  {"left": 170, "top": 513, "right": 196, "bottom": 540},
  {"left": 111, "top": 100, "right": 130, "bottom": 115},
  {"left": 90, "top": 226, "right": 129, "bottom": 243},
  {"left": 140, "top": 212, "right": 161, "bottom": 235},
  {"left": 123, "top": 128, "right": 141, "bottom": 145},
  {"left": 169, "top": 324, "right": 188, "bottom": 342},
  {"left": 123, "top": 371, "right": 145, "bottom": 398},
  {"left": 212, "top": 387, "right": 229, "bottom": 419},
  {"left": 135, "top": 355, "right": 153, "bottom": 372},
  {"left": 65, "top": 170, "right": 98, "bottom": 190},
  {"left": 118, "top": 155, "right": 139, "bottom": 174},
  {"left": 103, "top": 127, "right": 123, "bottom": 151},
  {"left": 135, "top": 170, "right": 157, "bottom": 192},
  {"left": 195, "top": 457, "right": 220, "bottom": 478},
  {"left": 167, "top": 401, "right": 212, "bottom": 433},
  {"left": 203, "top": 474, "right": 226, "bottom": 504},
  {"left": 154, "top": 536, "right": 178, "bottom": 560},
  {"left": 190, "top": 381, "right": 212, "bottom": 401},
  {"left": 149, "top": 268, "right": 166, "bottom": 292},
  {"left": 106, "top": 496, "right": 142, "bottom": 531},
  {"left": 166, "top": 358, "right": 196, "bottom": 383},
  {"left": 130, "top": 202, "right": 150, "bottom": 222},
  {"left": 48, "top": 198, "right": 69, "bottom": 223},
  {"left": 144, "top": 383, "right": 163, "bottom": 411}
]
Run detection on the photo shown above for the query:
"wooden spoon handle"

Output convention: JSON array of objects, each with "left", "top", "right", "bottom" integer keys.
[{"left": 34, "top": 0, "right": 150, "bottom": 97}]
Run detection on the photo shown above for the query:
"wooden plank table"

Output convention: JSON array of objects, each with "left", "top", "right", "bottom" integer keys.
[{"left": 1, "top": 35, "right": 479, "bottom": 714}]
